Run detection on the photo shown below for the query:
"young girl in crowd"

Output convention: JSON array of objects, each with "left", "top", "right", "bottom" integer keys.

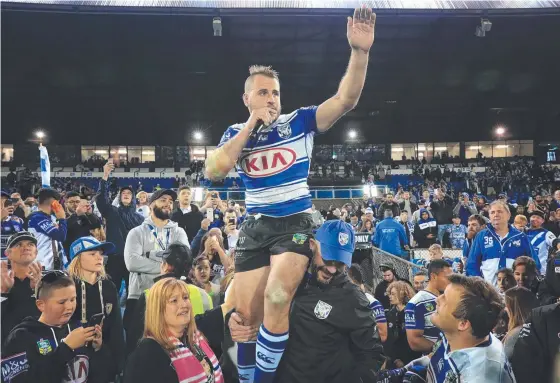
[
  {"left": 192, "top": 255, "right": 221, "bottom": 307},
  {"left": 68, "top": 236, "right": 125, "bottom": 381}
]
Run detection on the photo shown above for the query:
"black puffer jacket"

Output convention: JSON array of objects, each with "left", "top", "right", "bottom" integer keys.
[{"left": 96, "top": 181, "right": 143, "bottom": 255}]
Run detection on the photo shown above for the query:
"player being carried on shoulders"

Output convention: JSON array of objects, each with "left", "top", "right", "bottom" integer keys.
[{"left": 205, "top": 6, "right": 376, "bottom": 383}]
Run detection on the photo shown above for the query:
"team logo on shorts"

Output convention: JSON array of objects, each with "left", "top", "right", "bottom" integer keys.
[
  {"left": 277, "top": 124, "right": 292, "bottom": 139},
  {"left": 292, "top": 233, "right": 308, "bottom": 245},
  {"left": 314, "top": 300, "right": 332, "bottom": 320},
  {"left": 338, "top": 232, "right": 349, "bottom": 246},
  {"left": 37, "top": 339, "right": 53, "bottom": 355}
]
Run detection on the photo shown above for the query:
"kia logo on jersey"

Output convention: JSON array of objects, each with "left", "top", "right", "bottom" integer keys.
[{"left": 240, "top": 148, "right": 296, "bottom": 178}]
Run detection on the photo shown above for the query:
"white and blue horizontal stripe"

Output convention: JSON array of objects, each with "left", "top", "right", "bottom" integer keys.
[{"left": 218, "top": 106, "right": 318, "bottom": 217}]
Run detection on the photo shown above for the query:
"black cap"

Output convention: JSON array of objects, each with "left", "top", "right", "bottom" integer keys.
[
  {"left": 1, "top": 191, "right": 10, "bottom": 198},
  {"left": 149, "top": 189, "right": 177, "bottom": 204},
  {"left": 529, "top": 210, "right": 545, "bottom": 220},
  {"left": 158, "top": 242, "right": 193, "bottom": 278},
  {"left": 83, "top": 213, "right": 102, "bottom": 230},
  {"left": 120, "top": 186, "right": 134, "bottom": 194},
  {"left": 452, "top": 213, "right": 461, "bottom": 219},
  {"left": 379, "top": 262, "right": 395, "bottom": 272},
  {"left": 6, "top": 231, "right": 37, "bottom": 249},
  {"left": 418, "top": 199, "right": 426, "bottom": 205}
]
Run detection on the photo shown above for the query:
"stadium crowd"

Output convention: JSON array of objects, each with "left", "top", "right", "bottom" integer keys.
[{"left": 1, "top": 156, "right": 559, "bottom": 383}]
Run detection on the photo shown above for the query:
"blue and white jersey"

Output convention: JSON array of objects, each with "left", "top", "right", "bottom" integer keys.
[
  {"left": 526, "top": 228, "right": 556, "bottom": 274},
  {"left": 447, "top": 224, "right": 467, "bottom": 249},
  {"left": 27, "top": 212, "right": 68, "bottom": 271},
  {"left": 218, "top": 107, "right": 318, "bottom": 217},
  {"left": 405, "top": 290, "right": 439, "bottom": 344},
  {"left": 427, "top": 333, "right": 515, "bottom": 383},
  {"left": 465, "top": 224, "right": 540, "bottom": 286},
  {"left": 1, "top": 216, "right": 24, "bottom": 257},
  {"left": 365, "top": 292, "right": 386, "bottom": 324}
]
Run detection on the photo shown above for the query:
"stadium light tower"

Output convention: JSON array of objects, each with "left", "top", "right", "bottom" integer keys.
[
  {"left": 35, "top": 130, "right": 46, "bottom": 143},
  {"left": 348, "top": 130, "right": 357, "bottom": 139},
  {"left": 495, "top": 126, "right": 506, "bottom": 136},
  {"left": 193, "top": 131, "right": 203, "bottom": 141}
]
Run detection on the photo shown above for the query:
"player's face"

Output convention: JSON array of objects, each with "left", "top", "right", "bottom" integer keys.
[{"left": 245, "top": 75, "right": 281, "bottom": 120}]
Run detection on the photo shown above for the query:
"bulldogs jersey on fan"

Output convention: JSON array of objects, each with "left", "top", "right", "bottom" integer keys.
[
  {"left": 1, "top": 216, "right": 24, "bottom": 257},
  {"left": 526, "top": 228, "right": 556, "bottom": 274},
  {"left": 365, "top": 292, "right": 387, "bottom": 324},
  {"left": 447, "top": 224, "right": 467, "bottom": 249},
  {"left": 218, "top": 107, "right": 318, "bottom": 217},
  {"left": 427, "top": 333, "right": 515, "bottom": 383},
  {"left": 405, "top": 290, "right": 439, "bottom": 344}
]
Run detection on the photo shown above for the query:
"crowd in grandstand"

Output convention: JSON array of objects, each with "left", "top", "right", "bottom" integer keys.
[{"left": 1, "top": 157, "right": 559, "bottom": 382}]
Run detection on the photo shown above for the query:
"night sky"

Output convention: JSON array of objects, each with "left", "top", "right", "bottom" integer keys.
[{"left": 2, "top": 5, "right": 560, "bottom": 146}]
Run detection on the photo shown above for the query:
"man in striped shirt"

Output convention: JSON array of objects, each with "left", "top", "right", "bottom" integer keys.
[
  {"left": 405, "top": 260, "right": 452, "bottom": 353},
  {"left": 204, "top": 8, "right": 376, "bottom": 383}
]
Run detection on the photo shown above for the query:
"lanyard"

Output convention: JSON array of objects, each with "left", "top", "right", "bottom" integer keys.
[
  {"left": 147, "top": 224, "right": 171, "bottom": 251},
  {"left": 81, "top": 279, "right": 104, "bottom": 324}
]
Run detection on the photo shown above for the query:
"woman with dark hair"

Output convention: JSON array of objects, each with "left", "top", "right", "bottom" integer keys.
[
  {"left": 502, "top": 286, "right": 538, "bottom": 358},
  {"left": 512, "top": 256, "right": 541, "bottom": 296},
  {"left": 497, "top": 268, "right": 517, "bottom": 294},
  {"left": 359, "top": 219, "right": 374, "bottom": 234}
]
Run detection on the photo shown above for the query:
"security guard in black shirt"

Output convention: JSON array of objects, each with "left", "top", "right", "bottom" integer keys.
[{"left": 230, "top": 220, "right": 385, "bottom": 383}]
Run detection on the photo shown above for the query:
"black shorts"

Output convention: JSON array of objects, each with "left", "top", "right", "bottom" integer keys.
[{"left": 234, "top": 212, "right": 314, "bottom": 272}]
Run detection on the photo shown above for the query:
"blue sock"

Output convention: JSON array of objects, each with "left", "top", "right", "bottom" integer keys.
[
  {"left": 254, "top": 325, "right": 289, "bottom": 383},
  {"left": 237, "top": 341, "right": 256, "bottom": 383}
]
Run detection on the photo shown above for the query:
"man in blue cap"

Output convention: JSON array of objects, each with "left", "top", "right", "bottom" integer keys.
[{"left": 230, "top": 220, "right": 385, "bottom": 383}]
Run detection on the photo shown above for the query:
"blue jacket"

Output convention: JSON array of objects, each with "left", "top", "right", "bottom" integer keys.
[
  {"left": 466, "top": 224, "right": 540, "bottom": 286},
  {"left": 372, "top": 218, "right": 408, "bottom": 258}
]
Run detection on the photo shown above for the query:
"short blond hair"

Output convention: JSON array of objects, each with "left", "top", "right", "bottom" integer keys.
[
  {"left": 489, "top": 200, "right": 511, "bottom": 215},
  {"left": 514, "top": 214, "right": 527, "bottom": 226},
  {"left": 68, "top": 253, "right": 107, "bottom": 281},
  {"left": 244, "top": 65, "right": 279, "bottom": 93},
  {"left": 144, "top": 278, "right": 197, "bottom": 351}
]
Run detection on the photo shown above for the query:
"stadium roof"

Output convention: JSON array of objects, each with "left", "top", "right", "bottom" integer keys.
[{"left": 2, "top": 3, "right": 560, "bottom": 145}]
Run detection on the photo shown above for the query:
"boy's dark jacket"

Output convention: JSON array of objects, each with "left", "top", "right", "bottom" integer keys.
[{"left": 1, "top": 317, "right": 112, "bottom": 383}]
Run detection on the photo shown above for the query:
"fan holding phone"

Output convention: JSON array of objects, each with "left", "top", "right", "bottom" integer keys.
[{"left": 67, "top": 236, "right": 125, "bottom": 379}]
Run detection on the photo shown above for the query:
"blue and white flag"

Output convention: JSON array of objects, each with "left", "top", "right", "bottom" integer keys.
[{"left": 39, "top": 145, "right": 51, "bottom": 187}]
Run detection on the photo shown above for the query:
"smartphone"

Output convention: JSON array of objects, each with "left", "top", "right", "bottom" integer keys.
[
  {"left": 228, "top": 218, "right": 236, "bottom": 226},
  {"left": 87, "top": 313, "right": 104, "bottom": 328},
  {"left": 206, "top": 208, "right": 214, "bottom": 222}
]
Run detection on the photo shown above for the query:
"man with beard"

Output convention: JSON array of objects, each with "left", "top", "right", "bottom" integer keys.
[
  {"left": 229, "top": 220, "right": 385, "bottom": 383},
  {"left": 462, "top": 214, "right": 485, "bottom": 262},
  {"left": 123, "top": 189, "right": 189, "bottom": 332}
]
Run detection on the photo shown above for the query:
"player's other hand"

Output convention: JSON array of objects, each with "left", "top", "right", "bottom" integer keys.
[
  {"left": 245, "top": 107, "right": 275, "bottom": 130},
  {"left": 347, "top": 6, "right": 376, "bottom": 53}
]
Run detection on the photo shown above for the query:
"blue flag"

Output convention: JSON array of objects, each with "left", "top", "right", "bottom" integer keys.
[{"left": 39, "top": 145, "right": 51, "bottom": 187}]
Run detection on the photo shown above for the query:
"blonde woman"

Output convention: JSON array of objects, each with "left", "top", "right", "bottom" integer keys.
[
  {"left": 384, "top": 281, "right": 420, "bottom": 368},
  {"left": 124, "top": 278, "right": 225, "bottom": 383},
  {"left": 68, "top": 236, "right": 125, "bottom": 380}
]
